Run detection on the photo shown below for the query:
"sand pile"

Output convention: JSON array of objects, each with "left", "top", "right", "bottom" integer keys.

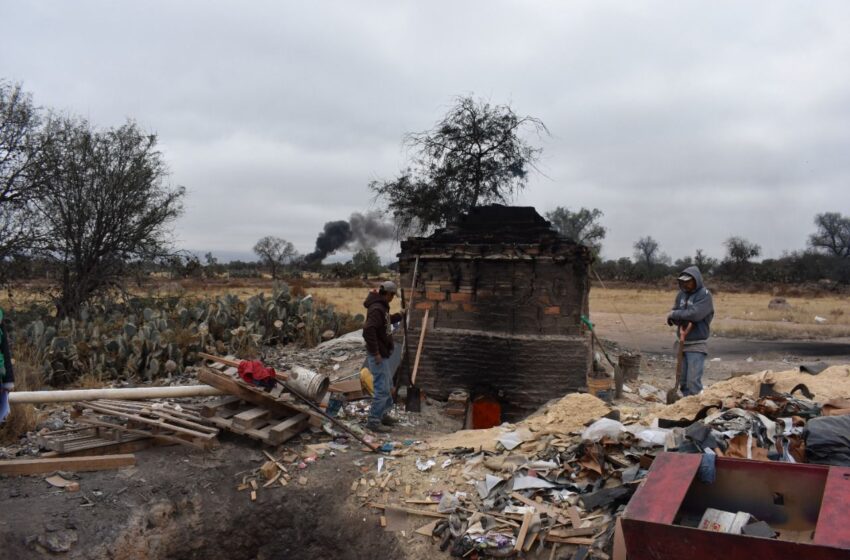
[
  {"left": 428, "top": 393, "right": 610, "bottom": 451},
  {"left": 522, "top": 392, "right": 612, "bottom": 435},
  {"left": 653, "top": 364, "right": 850, "bottom": 420}
]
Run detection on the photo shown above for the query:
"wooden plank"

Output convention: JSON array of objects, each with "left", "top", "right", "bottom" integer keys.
[
  {"left": 514, "top": 510, "right": 534, "bottom": 552},
  {"left": 510, "top": 492, "right": 570, "bottom": 524},
  {"left": 547, "top": 527, "right": 597, "bottom": 538},
  {"left": 0, "top": 454, "right": 136, "bottom": 475},
  {"left": 543, "top": 535, "right": 594, "bottom": 545},
  {"left": 567, "top": 506, "right": 583, "bottom": 529},
  {"left": 268, "top": 413, "right": 309, "bottom": 444},
  {"left": 96, "top": 400, "right": 212, "bottom": 424},
  {"left": 368, "top": 503, "right": 448, "bottom": 519},
  {"left": 76, "top": 416, "right": 215, "bottom": 450},
  {"left": 198, "top": 367, "right": 303, "bottom": 418},
  {"left": 201, "top": 396, "right": 243, "bottom": 418},
  {"left": 41, "top": 438, "right": 170, "bottom": 458},
  {"left": 78, "top": 402, "right": 218, "bottom": 439},
  {"left": 232, "top": 407, "right": 271, "bottom": 429}
]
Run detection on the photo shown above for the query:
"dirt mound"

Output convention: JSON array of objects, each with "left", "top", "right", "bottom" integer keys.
[
  {"left": 653, "top": 364, "right": 850, "bottom": 421},
  {"left": 428, "top": 393, "right": 610, "bottom": 452}
]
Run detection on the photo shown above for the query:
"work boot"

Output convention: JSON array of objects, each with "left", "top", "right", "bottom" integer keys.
[
  {"left": 381, "top": 414, "right": 400, "bottom": 426},
  {"left": 366, "top": 420, "right": 391, "bottom": 433}
]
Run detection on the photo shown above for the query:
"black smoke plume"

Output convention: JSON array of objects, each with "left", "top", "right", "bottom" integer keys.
[
  {"left": 349, "top": 211, "right": 396, "bottom": 249},
  {"left": 305, "top": 211, "right": 395, "bottom": 263}
]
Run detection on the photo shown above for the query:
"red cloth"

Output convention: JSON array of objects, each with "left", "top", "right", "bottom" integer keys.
[{"left": 237, "top": 361, "right": 277, "bottom": 387}]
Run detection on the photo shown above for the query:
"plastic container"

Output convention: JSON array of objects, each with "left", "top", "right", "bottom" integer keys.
[
  {"left": 286, "top": 366, "right": 330, "bottom": 402},
  {"left": 471, "top": 395, "right": 501, "bottom": 429},
  {"left": 587, "top": 376, "right": 613, "bottom": 398}
]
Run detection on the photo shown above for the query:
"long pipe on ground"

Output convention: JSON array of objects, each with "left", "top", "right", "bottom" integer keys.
[{"left": 9, "top": 385, "right": 224, "bottom": 404}]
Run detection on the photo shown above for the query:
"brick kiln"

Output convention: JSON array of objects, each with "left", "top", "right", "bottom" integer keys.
[{"left": 398, "top": 205, "right": 594, "bottom": 420}]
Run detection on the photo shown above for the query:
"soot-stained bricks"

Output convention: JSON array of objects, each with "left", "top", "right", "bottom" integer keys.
[{"left": 399, "top": 205, "right": 594, "bottom": 420}]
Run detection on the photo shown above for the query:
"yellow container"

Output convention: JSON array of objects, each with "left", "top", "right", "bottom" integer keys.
[{"left": 587, "top": 376, "right": 613, "bottom": 398}]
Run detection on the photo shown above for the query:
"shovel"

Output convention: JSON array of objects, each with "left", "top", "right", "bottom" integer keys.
[
  {"left": 395, "top": 256, "right": 419, "bottom": 402},
  {"left": 667, "top": 322, "right": 693, "bottom": 405},
  {"left": 406, "top": 309, "right": 429, "bottom": 412}
]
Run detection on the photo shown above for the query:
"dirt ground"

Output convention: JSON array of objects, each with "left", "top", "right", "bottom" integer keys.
[
  {"left": 0, "top": 396, "right": 466, "bottom": 559},
  {"left": 3, "top": 282, "right": 850, "bottom": 559},
  {"left": 0, "top": 339, "right": 460, "bottom": 560},
  {"left": 592, "top": 310, "right": 850, "bottom": 392},
  {"left": 0, "top": 436, "right": 407, "bottom": 559}
]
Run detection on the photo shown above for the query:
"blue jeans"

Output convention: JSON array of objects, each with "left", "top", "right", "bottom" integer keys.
[
  {"left": 681, "top": 352, "right": 706, "bottom": 396},
  {"left": 367, "top": 354, "right": 393, "bottom": 423}
]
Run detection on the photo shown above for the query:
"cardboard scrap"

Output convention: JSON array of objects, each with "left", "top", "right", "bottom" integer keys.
[{"left": 45, "top": 475, "right": 80, "bottom": 492}]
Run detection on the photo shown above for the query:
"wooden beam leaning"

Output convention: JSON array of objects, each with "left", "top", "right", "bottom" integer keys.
[
  {"left": 0, "top": 454, "right": 136, "bottom": 476},
  {"left": 197, "top": 366, "right": 304, "bottom": 418}
]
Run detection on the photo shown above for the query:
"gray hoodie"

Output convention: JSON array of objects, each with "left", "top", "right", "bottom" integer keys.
[{"left": 669, "top": 266, "right": 714, "bottom": 350}]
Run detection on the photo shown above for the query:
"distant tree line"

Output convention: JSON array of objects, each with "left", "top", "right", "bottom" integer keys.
[{"left": 548, "top": 206, "right": 850, "bottom": 285}]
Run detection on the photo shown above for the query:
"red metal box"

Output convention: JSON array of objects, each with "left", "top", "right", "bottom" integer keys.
[{"left": 621, "top": 452, "right": 850, "bottom": 559}]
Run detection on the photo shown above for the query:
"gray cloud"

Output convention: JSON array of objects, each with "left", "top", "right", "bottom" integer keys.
[{"left": 2, "top": 1, "right": 849, "bottom": 262}]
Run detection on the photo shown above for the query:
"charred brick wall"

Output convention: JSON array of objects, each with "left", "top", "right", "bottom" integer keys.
[
  {"left": 414, "top": 329, "right": 590, "bottom": 420},
  {"left": 399, "top": 253, "right": 592, "bottom": 420},
  {"left": 397, "top": 206, "right": 594, "bottom": 420}
]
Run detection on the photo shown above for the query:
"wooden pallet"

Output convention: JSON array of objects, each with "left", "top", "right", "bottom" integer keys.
[
  {"left": 202, "top": 397, "right": 309, "bottom": 446},
  {"left": 73, "top": 399, "right": 220, "bottom": 450},
  {"left": 38, "top": 425, "right": 149, "bottom": 454}
]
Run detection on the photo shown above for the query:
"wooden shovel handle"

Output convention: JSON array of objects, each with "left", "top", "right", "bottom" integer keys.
[
  {"left": 679, "top": 322, "right": 694, "bottom": 344},
  {"left": 410, "top": 309, "right": 429, "bottom": 386}
]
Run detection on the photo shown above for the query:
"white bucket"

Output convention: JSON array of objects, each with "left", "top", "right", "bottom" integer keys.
[{"left": 286, "top": 366, "right": 330, "bottom": 403}]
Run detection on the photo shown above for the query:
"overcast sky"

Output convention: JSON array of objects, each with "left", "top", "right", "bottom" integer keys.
[{"left": 2, "top": 1, "right": 849, "bottom": 263}]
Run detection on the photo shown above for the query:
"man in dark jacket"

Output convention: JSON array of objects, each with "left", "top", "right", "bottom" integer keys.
[
  {"left": 362, "top": 281, "right": 405, "bottom": 433},
  {"left": 0, "top": 308, "right": 15, "bottom": 422},
  {"left": 666, "top": 266, "right": 714, "bottom": 396}
]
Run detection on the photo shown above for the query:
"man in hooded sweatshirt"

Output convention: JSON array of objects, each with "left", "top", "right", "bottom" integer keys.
[
  {"left": 666, "top": 266, "right": 714, "bottom": 396},
  {"left": 362, "top": 281, "right": 405, "bottom": 433}
]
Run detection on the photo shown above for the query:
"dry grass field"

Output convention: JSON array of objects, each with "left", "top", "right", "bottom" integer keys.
[
  {"left": 306, "top": 285, "right": 850, "bottom": 340},
  {"left": 275, "top": 285, "right": 850, "bottom": 339},
  {"left": 592, "top": 287, "right": 850, "bottom": 339},
  {"left": 3, "top": 280, "right": 849, "bottom": 339}
]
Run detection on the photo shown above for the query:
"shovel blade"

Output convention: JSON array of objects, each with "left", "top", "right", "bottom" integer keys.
[{"left": 406, "top": 386, "right": 421, "bottom": 412}]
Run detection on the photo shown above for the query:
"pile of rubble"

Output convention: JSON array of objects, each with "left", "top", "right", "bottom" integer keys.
[{"left": 350, "top": 365, "right": 850, "bottom": 558}]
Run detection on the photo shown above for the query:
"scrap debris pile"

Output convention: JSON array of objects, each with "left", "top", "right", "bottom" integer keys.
[
  {"left": 358, "top": 365, "right": 850, "bottom": 558},
  {"left": 0, "top": 331, "right": 381, "bottom": 476}
]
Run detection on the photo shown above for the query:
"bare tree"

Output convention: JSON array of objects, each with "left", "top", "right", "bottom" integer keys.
[
  {"left": 371, "top": 95, "right": 547, "bottom": 234},
  {"left": 633, "top": 236, "right": 669, "bottom": 267},
  {"left": 34, "top": 117, "right": 184, "bottom": 317},
  {"left": 809, "top": 212, "right": 850, "bottom": 258},
  {"left": 253, "top": 236, "right": 297, "bottom": 279},
  {"left": 724, "top": 236, "right": 761, "bottom": 266},
  {"left": 545, "top": 207, "right": 606, "bottom": 254},
  {"left": 0, "top": 81, "right": 43, "bottom": 261},
  {"left": 693, "top": 249, "right": 718, "bottom": 274}
]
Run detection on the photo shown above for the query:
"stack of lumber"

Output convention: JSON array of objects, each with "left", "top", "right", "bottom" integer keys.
[{"left": 72, "top": 399, "right": 219, "bottom": 449}]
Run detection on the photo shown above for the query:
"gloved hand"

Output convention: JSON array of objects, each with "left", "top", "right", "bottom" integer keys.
[{"left": 666, "top": 314, "right": 676, "bottom": 327}]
